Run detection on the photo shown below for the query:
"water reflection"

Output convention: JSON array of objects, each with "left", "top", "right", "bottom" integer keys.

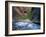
[{"left": 12, "top": 21, "right": 40, "bottom": 30}]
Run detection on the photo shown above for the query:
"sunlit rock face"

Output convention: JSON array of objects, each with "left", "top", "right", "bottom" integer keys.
[{"left": 12, "top": 21, "right": 40, "bottom": 30}]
